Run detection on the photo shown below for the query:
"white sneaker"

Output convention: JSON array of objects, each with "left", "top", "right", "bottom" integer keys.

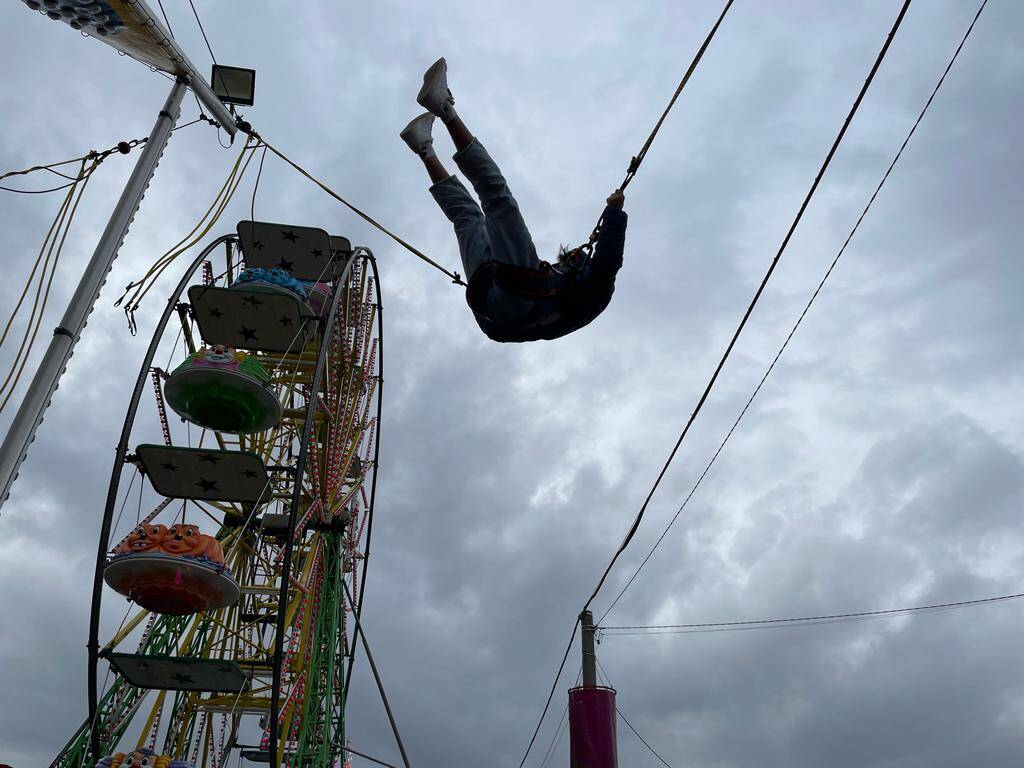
[
  {"left": 416, "top": 57, "right": 456, "bottom": 123},
  {"left": 400, "top": 112, "right": 436, "bottom": 157}
]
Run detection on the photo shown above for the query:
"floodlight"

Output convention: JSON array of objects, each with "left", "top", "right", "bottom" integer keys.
[{"left": 211, "top": 64, "right": 256, "bottom": 107}]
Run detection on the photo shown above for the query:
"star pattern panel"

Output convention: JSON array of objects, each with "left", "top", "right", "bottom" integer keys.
[
  {"left": 188, "top": 284, "right": 315, "bottom": 353},
  {"left": 106, "top": 653, "right": 250, "bottom": 693},
  {"left": 237, "top": 220, "right": 347, "bottom": 281},
  {"left": 136, "top": 444, "right": 272, "bottom": 503}
]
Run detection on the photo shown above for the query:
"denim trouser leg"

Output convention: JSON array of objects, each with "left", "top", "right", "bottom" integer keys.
[
  {"left": 429, "top": 141, "right": 539, "bottom": 324},
  {"left": 452, "top": 139, "right": 541, "bottom": 271},
  {"left": 429, "top": 174, "right": 491, "bottom": 280}
]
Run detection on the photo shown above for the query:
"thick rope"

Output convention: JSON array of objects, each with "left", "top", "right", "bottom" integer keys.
[
  {"left": 0, "top": 119, "right": 204, "bottom": 188},
  {"left": 580, "top": 0, "right": 734, "bottom": 254},
  {"left": 0, "top": 140, "right": 156, "bottom": 369},
  {"left": 0, "top": 155, "right": 93, "bottom": 184},
  {"left": 0, "top": 157, "right": 88, "bottom": 352},
  {"left": 621, "top": 0, "right": 735, "bottom": 192},
  {"left": 252, "top": 133, "right": 465, "bottom": 286},
  {"left": 0, "top": 156, "right": 98, "bottom": 412},
  {"left": 116, "top": 136, "right": 260, "bottom": 332}
]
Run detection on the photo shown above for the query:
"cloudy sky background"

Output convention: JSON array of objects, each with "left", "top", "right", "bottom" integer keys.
[{"left": 2, "top": 0, "right": 1023, "bottom": 765}]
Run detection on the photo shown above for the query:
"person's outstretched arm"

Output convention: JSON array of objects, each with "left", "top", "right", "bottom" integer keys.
[{"left": 589, "top": 190, "right": 628, "bottom": 280}]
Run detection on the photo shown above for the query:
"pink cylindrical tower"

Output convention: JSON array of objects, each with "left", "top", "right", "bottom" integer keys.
[{"left": 568, "top": 685, "right": 617, "bottom": 768}]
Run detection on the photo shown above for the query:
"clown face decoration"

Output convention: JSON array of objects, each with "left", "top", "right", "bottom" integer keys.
[
  {"left": 162, "top": 524, "right": 226, "bottom": 565},
  {"left": 163, "top": 345, "right": 277, "bottom": 435},
  {"left": 96, "top": 748, "right": 193, "bottom": 767},
  {"left": 114, "top": 523, "right": 169, "bottom": 555},
  {"left": 199, "top": 345, "right": 240, "bottom": 366},
  {"left": 104, "top": 523, "right": 237, "bottom": 615},
  {"left": 121, "top": 751, "right": 160, "bottom": 768}
]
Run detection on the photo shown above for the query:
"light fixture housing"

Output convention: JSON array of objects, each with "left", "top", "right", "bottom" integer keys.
[{"left": 210, "top": 64, "right": 256, "bottom": 107}]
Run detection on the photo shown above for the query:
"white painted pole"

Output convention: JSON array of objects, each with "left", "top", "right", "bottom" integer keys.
[{"left": 0, "top": 78, "right": 187, "bottom": 510}]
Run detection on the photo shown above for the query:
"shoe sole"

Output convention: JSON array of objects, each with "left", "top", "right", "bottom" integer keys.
[
  {"left": 400, "top": 113, "right": 434, "bottom": 141},
  {"left": 399, "top": 114, "right": 434, "bottom": 152},
  {"left": 416, "top": 57, "right": 448, "bottom": 110}
]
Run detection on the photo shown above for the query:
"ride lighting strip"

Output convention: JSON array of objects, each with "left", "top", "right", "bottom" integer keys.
[{"left": 22, "top": 0, "right": 236, "bottom": 133}]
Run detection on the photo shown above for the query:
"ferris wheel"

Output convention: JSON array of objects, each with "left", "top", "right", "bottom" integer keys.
[{"left": 52, "top": 221, "right": 383, "bottom": 767}]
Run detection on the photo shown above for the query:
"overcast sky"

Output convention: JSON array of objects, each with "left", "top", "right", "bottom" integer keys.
[{"left": 1, "top": 1, "right": 1023, "bottom": 766}]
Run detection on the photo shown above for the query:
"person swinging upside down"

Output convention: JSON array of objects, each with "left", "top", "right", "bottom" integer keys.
[{"left": 400, "top": 58, "right": 628, "bottom": 343}]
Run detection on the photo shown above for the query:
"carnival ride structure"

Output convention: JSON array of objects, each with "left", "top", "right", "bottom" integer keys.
[{"left": 51, "top": 223, "right": 383, "bottom": 767}]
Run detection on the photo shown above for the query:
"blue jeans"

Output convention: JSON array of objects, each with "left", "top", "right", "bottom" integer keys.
[{"left": 430, "top": 139, "right": 540, "bottom": 323}]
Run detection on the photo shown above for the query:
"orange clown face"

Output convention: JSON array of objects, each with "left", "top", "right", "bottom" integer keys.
[
  {"left": 162, "top": 524, "right": 225, "bottom": 564},
  {"left": 115, "top": 524, "right": 169, "bottom": 555}
]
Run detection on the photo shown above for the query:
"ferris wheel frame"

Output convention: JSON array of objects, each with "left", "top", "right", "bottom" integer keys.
[{"left": 75, "top": 233, "right": 383, "bottom": 766}]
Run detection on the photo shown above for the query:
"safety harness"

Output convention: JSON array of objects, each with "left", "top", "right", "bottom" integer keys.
[{"left": 465, "top": 260, "right": 573, "bottom": 325}]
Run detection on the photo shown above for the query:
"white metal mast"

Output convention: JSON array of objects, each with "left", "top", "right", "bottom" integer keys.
[{"left": 0, "top": 0, "right": 240, "bottom": 510}]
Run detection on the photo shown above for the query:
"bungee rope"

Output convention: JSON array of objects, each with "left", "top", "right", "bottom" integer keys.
[
  {"left": 251, "top": 133, "right": 466, "bottom": 286},
  {"left": 0, "top": 120, "right": 215, "bottom": 407},
  {"left": 0, "top": 117, "right": 206, "bottom": 192},
  {"left": 0, "top": 155, "right": 94, "bottom": 185},
  {"left": 117, "top": 126, "right": 465, "bottom": 338},
  {"left": 0, "top": 155, "right": 98, "bottom": 413},
  {"left": 115, "top": 135, "right": 262, "bottom": 333},
  {"left": 244, "top": 0, "right": 734, "bottom": 288},
  {"left": 252, "top": 0, "right": 732, "bottom": 287},
  {"left": 0, "top": 141, "right": 136, "bottom": 192},
  {"left": 576, "top": 0, "right": 735, "bottom": 260}
]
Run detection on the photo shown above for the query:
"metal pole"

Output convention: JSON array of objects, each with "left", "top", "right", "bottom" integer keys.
[
  {"left": 189, "top": 73, "right": 237, "bottom": 134},
  {"left": 345, "top": 746, "right": 403, "bottom": 768},
  {"left": 0, "top": 77, "right": 187, "bottom": 511},
  {"left": 342, "top": 579, "right": 413, "bottom": 768},
  {"left": 581, "top": 610, "right": 597, "bottom": 688},
  {"left": 571, "top": 611, "right": 617, "bottom": 768}
]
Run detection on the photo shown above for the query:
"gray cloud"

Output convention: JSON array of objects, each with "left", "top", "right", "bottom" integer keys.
[{"left": 2, "top": 1, "right": 1023, "bottom": 766}]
